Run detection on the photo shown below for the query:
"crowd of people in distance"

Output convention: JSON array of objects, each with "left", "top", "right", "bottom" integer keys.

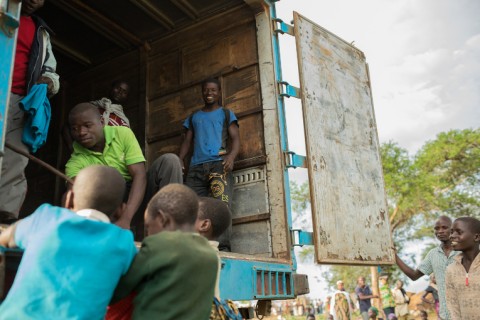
[{"left": 316, "top": 216, "right": 480, "bottom": 320}]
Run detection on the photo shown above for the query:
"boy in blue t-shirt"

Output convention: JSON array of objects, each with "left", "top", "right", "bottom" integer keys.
[
  {"left": 0, "top": 166, "right": 137, "bottom": 319},
  {"left": 179, "top": 78, "right": 240, "bottom": 251}
]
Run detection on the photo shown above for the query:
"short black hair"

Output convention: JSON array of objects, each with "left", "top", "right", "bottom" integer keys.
[
  {"left": 147, "top": 184, "right": 198, "bottom": 226},
  {"left": 201, "top": 78, "right": 221, "bottom": 90},
  {"left": 68, "top": 103, "right": 101, "bottom": 125},
  {"left": 73, "top": 166, "right": 125, "bottom": 217},
  {"left": 437, "top": 215, "right": 452, "bottom": 224},
  {"left": 198, "top": 197, "right": 231, "bottom": 239},
  {"left": 454, "top": 216, "right": 480, "bottom": 234},
  {"left": 111, "top": 79, "right": 129, "bottom": 88}
]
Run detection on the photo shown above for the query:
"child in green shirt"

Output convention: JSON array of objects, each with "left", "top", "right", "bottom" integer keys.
[{"left": 110, "top": 184, "right": 218, "bottom": 320}]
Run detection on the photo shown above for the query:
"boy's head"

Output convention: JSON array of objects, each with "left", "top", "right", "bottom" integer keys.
[
  {"left": 195, "top": 197, "right": 231, "bottom": 241},
  {"left": 336, "top": 280, "right": 344, "bottom": 291},
  {"left": 145, "top": 184, "right": 198, "bottom": 236},
  {"left": 419, "top": 310, "right": 428, "bottom": 319},
  {"left": 357, "top": 276, "right": 366, "bottom": 287},
  {"left": 379, "top": 274, "right": 388, "bottom": 285},
  {"left": 21, "top": 0, "right": 45, "bottom": 16},
  {"left": 395, "top": 279, "right": 403, "bottom": 289},
  {"left": 69, "top": 103, "right": 105, "bottom": 151},
  {"left": 66, "top": 165, "right": 125, "bottom": 220},
  {"left": 434, "top": 215, "right": 452, "bottom": 242},
  {"left": 368, "top": 306, "right": 378, "bottom": 319},
  {"left": 201, "top": 78, "right": 221, "bottom": 106},
  {"left": 306, "top": 315, "right": 316, "bottom": 320},
  {"left": 110, "top": 80, "right": 130, "bottom": 104},
  {"left": 450, "top": 217, "right": 480, "bottom": 252}
]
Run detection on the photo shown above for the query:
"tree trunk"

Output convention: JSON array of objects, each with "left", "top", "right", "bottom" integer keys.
[{"left": 370, "top": 266, "right": 382, "bottom": 315}]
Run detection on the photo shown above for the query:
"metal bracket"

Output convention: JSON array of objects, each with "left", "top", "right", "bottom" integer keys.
[
  {"left": 278, "top": 81, "right": 301, "bottom": 99},
  {"left": 272, "top": 18, "right": 294, "bottom": 36},
  {"left": 284, "top": 151, "right": 307, "bottom": 169},
  {"left": 0, "top": 0, "right": 21, "bottom": 38},
  {"left": 291, "top": 229, "right": 314, "bottom": 247}
]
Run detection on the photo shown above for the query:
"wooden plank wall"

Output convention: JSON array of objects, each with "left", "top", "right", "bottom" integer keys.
[{"left": 145, "top": 5, "right": 264, "bottom": 168}]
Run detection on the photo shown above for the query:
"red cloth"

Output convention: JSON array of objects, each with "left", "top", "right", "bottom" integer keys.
[
  {"left": 99, "top": 108, "right": 130, "bottom": 127},
  {"left": 105, "top": 292, "right": 136, "bottom": 320},
  {"left": 12, "top": 16, "right": 36, "bottom": 95}
]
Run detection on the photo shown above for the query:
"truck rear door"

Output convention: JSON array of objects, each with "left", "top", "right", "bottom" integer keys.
[{"left": 293, "top": 12, "right": 394, "bottom": 265}]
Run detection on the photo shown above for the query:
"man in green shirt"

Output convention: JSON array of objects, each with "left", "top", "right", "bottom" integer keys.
[
  {"left": 111, "top": 184, "right": 218, "bottom": 320},
  {"left": 65, "top": 103, "right": 182, "bottom": 231}
]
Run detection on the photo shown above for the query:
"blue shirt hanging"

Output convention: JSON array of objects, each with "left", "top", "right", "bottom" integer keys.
[{"left": 19, "top": 83, "right": 51, "bottom": 153}]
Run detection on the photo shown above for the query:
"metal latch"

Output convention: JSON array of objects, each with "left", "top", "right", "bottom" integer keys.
[
  {"left": 284, "top": 151, "right": 307, "bottom": 169},
  {"left": 290, "top": 229, "right": 314, "bottom": 247}
]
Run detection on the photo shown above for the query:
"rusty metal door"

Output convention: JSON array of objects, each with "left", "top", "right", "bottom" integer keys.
[{"left": 293, "top": 12, "right": 394, "bottom": 265}]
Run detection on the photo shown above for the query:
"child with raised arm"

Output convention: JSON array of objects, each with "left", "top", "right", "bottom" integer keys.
[
  {"left": 179, "top": 78, "right": 240, "bottom": 251},
  {"left": 445, "top": 216, "right": 480, "bottom": 320},
  {"left": 0, "top": 166, "right": 137, "bottom": 319},
  {"left": 110, "top": 184, "right": 218, "bottom": 320}
]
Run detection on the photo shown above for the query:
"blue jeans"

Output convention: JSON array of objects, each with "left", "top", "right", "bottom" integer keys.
[{"left": 186, "top": 160, "right": 233, "bottom": 251}]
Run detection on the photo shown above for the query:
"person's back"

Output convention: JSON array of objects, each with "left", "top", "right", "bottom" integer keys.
[
  {"left": 111, "top": 184, "right": 218, "bottom": 320},
  {"left": 0, "top": 205, "right": 136, "bottom": 319},
  {"left": 129, "top": 231, "right": 217, "bottom": 319},
  {"left": 0, "top": 166, "right": 137, "bottom": 319}
]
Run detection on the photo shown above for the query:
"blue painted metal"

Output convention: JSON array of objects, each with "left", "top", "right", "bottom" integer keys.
[
  {"left": 285, "top": 151, "right": 307, "bottom": 169},
  {"left": 270, "top": 2, "right": 298, "bottom": 270},
  {"left": 278, "top": 81, "right": 301, "bottom": 99},
  {"left": 272, "top": 18, "right": 294, "bottom": 36},
  {"left": 219, "top": 257, "right": 295, "bottom": 300},
  {"left": 291, "top": 229, "right": 314, "bottom": 247},
  {"left": 0, "top": 1, "right": 21, "bottom": 165}
]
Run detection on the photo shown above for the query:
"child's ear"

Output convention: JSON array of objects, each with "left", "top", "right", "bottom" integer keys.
[
  {"left": 158, "top": 210, "right": 172, "bottom": 230},
  {"left": 65, "top": 190, "right": 74, "bottom": 210},
  {"left": 110, "top": 203, "right": 127, "bottom": 223},
  {"left": 198, "top": 219, "right": 212, "bottom": 232},
  {"left": 474, "top": 233, "right": 480, "bottom": 242}
]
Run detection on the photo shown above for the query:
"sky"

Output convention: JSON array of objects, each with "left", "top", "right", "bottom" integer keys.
[{"left": 274, "top": 0, "right": 480, "bottom": 299}]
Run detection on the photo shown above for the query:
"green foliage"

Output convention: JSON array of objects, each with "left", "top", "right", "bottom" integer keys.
[{"left": 290, "top": 181, "right": 310, "bottom": 213}]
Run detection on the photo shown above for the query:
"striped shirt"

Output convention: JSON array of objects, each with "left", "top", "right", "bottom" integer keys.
[{"left": 418, "top": 246, "right": 459, "bottom": 320}]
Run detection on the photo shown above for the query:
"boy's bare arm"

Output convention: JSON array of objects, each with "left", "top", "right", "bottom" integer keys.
[
  {"left": 0, "top": 223, "right": 18, "bottom": 248},
  {"left": 395, "top": 252, "right": 424, "bottom": 280},
  {"left": 223, "top": 123, "right": 240, "bottom": 172},
  {"left": 179, "top": 130, "right": 193, "bottom": 171},
  {"left": 115, "top": 162, "right": 146, "bottom": 230}
]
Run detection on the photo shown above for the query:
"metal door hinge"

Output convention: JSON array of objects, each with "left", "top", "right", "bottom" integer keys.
[
  {"left": 284, "top": 151, "right": 307, "bottom": 169},
  {"left": 290, "top": 229, "right": 314, "bottom": 247}
]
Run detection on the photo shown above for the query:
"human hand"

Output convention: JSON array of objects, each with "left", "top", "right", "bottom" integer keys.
[
  {"left": 36, "top": 76, "right": 54, "bottom": 93},
  {"left": 222, "top": 154, "right": 235, "bottom": 172}
]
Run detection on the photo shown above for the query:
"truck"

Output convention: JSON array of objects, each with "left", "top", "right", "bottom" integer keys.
[{"left": 0, "top": 0, "right": 394, "bottom": 316}]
